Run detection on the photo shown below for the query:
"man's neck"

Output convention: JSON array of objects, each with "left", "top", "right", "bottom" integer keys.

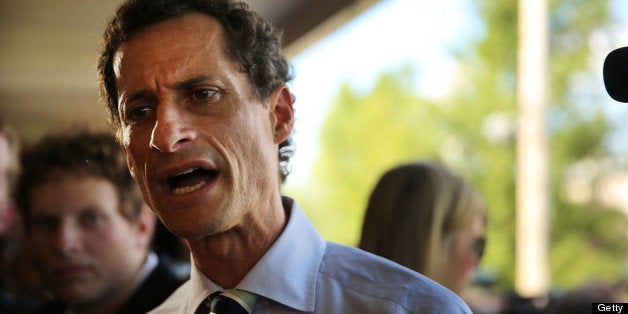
[{"left": 187, "top": 195, "right": 288, "bottom": 289}]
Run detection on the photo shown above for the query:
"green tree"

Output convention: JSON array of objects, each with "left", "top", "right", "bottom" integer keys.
[
  {"left": 286, "top": 0, "right": 628, "bottom": 291},
  {"left": 289, "top": 67, "right": 442, "bottom": 244}
]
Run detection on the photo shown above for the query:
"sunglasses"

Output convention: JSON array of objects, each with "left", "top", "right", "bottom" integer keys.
[{"left": 473, "top": 236, "right": 487, "bottom": 260}]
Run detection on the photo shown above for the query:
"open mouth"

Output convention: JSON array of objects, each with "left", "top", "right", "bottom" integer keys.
[{"left": 166, "top": 167, "right": 218, "bottom": 195}]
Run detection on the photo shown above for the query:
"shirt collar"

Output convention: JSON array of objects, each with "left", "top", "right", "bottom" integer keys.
[
  {"left": 185, "top": 197, "right": 325, "bottom": 312},
  {"left": 238, "top": 197, "right": 325, "bottom": 311},
  {"left": 133, "top": 251, "right": 158, "bottom": 290},
  {"left": 187, "top": 258, "right": 221, "bottom": 311}
]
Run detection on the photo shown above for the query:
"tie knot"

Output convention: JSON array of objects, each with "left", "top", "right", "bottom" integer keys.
[{"left": 196, "top": 289, "right": 256, "bottom": 314}]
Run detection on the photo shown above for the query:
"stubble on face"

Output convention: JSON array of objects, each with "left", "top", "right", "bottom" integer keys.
[{"left": 114, "top": 13, "right": 281, "bottom": 241}]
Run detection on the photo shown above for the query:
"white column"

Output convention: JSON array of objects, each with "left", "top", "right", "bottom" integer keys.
[{"left": 516, "top": 0, "right": 550, "bottom": 297}]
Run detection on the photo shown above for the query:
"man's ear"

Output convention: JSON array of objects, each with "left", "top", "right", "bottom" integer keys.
[
  {"left": 135, "top": 203, "right": 156, "bottom": 248},
  {"left": 269, "top": 85, "right": 294, "bottom": 144}
]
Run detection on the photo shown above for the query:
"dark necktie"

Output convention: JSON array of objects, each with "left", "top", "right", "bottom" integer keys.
[{"left": 195, "top": 290, "right": 256, "bottom": 314}]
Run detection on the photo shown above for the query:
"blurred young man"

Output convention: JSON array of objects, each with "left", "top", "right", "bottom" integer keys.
[{"left": 16, "top": 131, "right": 183, "bottom": 314}]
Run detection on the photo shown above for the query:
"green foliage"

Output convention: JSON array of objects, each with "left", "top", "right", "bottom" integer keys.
[
  {"left": 292, "top": 68, "right": 446, "bottom": 245},
  {"left": 550, "top": 206, "right": 628, "bottom": 289},
  {"left": 286, "top": 0, "right": 628, "bottom": 292}
]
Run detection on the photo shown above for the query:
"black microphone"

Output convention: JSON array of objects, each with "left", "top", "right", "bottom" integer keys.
[{"left": 603, "top": 46, "right": 628, "bottom": 103}]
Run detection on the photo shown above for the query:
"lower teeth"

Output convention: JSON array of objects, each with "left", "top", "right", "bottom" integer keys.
[{"left": 173, "top": 181, "right": 207, "bottom": 195}]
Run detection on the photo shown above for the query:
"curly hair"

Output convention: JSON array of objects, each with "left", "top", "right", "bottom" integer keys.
[
  {"left": 97, "top": 0, "right": 295, "bottom": 183},
  {"left": 16, "top": 130, "right": 144, "bottom": 230}
]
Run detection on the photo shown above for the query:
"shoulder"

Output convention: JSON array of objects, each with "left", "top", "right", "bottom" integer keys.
[
  {"left": 318, "top": 242, "right": 471, "bottom": 313},
  {"left": 0, "top": 290, "right": 39, "bottom": 314},
  {"left": 118, "top": 260, "right": 186, "bottom": 314},
  {"left": 34, "top": 299, "right": 64, "bottom": 314}
]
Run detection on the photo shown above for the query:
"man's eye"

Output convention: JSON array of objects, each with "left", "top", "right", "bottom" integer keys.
[
  {"left": 191, "top": 89, "right": 216, "bottom": 101},
  {"left": 80, "top": 211, "right": 102, "bottom": 227},
  {"left": 32, "top": 217, "right": 57, "bottom": 233},
  {"left": 127, "top": 106, "right": 152, "bottom": 121}
]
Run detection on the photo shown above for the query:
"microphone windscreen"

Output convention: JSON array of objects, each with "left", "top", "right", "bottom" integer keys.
[{"left": 603, "top": 46, "right": 628, "bottom": 103}]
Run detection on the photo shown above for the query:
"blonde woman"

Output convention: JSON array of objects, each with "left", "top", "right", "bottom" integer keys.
[{"left": 359, "top": 161, "right": 486, "bottom": 296}]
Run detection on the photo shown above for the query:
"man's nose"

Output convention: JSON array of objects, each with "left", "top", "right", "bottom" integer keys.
[
  {"left": 150, "top": 103, "right": 197, "bottom": 153},
  {"left": 54, "top": 222, "right": 81, "bottom": 256}
]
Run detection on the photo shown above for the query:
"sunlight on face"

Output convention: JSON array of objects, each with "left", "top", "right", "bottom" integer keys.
[{"left": 114, "top": 13, "right": 280, "bottom": 239}]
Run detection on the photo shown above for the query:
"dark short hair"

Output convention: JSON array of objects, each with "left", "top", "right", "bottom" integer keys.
[
  {"left": 16, "top": 130, "right": 144, "bottom": 230},
  {"left": 97, "top": 0, "right": 295, "bottom": 182}
]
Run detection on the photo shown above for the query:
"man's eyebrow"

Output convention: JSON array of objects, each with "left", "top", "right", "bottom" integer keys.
[
  {"left": 174, "top": 75, "right": 213, "bottom": 90},
  {"left": 126, "top": 90, "right": 151, "bottom": 105},
  {"left": 124, "top": 76, "right": 214, "bottom": 104}
]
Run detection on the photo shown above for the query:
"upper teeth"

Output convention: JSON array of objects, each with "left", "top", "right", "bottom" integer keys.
[{"left": 176, "top": 167, "right": 198, "bottom": 176}]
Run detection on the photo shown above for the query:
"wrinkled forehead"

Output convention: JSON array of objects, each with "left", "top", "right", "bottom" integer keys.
[{"left": 113, "top": 13, "right": 227, "bottom": 79}]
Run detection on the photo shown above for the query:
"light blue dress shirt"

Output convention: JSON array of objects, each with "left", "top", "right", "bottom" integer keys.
[{"left": 150, "top": 197, "right": 471, "bottom": 313}]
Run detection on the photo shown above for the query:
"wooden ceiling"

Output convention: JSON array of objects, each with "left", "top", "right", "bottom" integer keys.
[{"left": 0, "top": 0, "right": 378, "bottom": 143}]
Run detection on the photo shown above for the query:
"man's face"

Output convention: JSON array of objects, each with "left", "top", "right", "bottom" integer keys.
[
  {"left": 29, "top": 176, "right": 145, "bottom": 304},
  {"left": 0, "top": 134, "right": 13, "bottom": 234},
  {"left": 113, "top": 13, "right": 292, "bottom": 239}
]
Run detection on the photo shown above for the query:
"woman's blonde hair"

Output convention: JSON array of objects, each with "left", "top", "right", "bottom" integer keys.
[{"left": 359, "top": 161, "right": 486, "bottom": 278}]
